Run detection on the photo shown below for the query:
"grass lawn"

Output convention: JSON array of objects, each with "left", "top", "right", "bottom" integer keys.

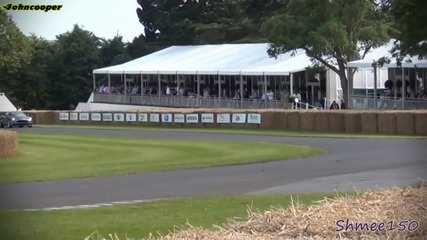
[
  {"left": 37, "top": 124, "right": 427, "bottom": 139},
  {"left": 0, "top": 193, "right": 343, "bottom": 240},
  {"left": 0, "top": 133, "right": 322, "bottom": 184}
]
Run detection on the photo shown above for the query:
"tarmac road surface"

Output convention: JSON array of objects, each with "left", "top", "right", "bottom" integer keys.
[{"left": 0, "top": 126, "right": 426, "bottom": 211}]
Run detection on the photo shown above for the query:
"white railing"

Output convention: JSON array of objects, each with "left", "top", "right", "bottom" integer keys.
[
  {"left": 92, "top": 93, "right": 296, "bottom": 109},
  {"left": 350, "top": 95, "right": 427, "bottom": 110}
]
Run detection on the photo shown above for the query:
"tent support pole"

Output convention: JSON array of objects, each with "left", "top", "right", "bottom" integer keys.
[
  {"left": 394, "top": 68, "right": 397, "bottom": 109},
  {"left": 263, "top": 72, "right": 267, "bottom": 109},
  {"left": 157, "top": 72, "right": 161, "bottom": 105},
  {"left": 107, "top": 73, "right": 111, "bottom": 102},
  {"left": 196, "top": 73, "right": 200, "bottom": 107},
  {"left": 240, "top": 73, "right": 243, "bottom": 108},
  {"left": 402, "top": 67, "right": 405, "bottom": 110},
  {"left": 92, "top": 73, "right": 96, "bottom": 95},
  {"left": 123, "top": 72, "right": 127, "bottom": 104},
  {"left": 140, "top": 73, "right": 143, "bottom": 105},
  {"left": 290, "top": 72, "right": 294, "bottom": 96},
  {"left": 217, "top": 72, "right": 221, "bottom": 107},
  {"left": 373, "top": 66, "right": 378, "bottom": 110}
]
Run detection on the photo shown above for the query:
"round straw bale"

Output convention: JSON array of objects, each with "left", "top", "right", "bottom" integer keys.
[
  {"left": 360, "top": 111, "right": 378, "bottom": 134},
  {"left": 377, "top": 111, "right": 397, "bottom": 134},
  {"left": 0, "top": 130, "right": 19, "bottom": 160},
  {"left": 328, "top": 111, "right": 345, "bottom": 133},
  {"left": 395, "top": 112, "right": 415, "bottom": 135},
  {"left": 414, "top": 112, "right": 427, "bottom": 136},
  {"left": 286, "top": 111, "right": 300, "bottom": 130},
  {"left": 344, "top": 111, "right": 362, "bottom": 133},
  {"left": 299, "top": 111, "right": 315, "bottom": 131},
  {"left": 314, "top": 111, "right": 329, "bottom": 132}
]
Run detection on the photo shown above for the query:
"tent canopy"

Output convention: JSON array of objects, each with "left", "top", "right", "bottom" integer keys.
[
  {"left": 93, "top": 43, "right": 315, "bottom": 76},
  {"left": 347, "top": 40, "right": 427, "bottom": 68},
  {"left": 0, "top": 92, "right": 17, "bottom": 112}
]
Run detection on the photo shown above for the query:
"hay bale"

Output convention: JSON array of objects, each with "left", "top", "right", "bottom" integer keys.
[
  {"left": 287, "top": 111, "right": 300, "bottom": 130},
  {"left": 414, "top": 112, "right": 427, "bottom": 136},
  {"left": 377, "top": 111, "right": 397, "bottom": 134},
  {"left": 329, "top": 111, "right": 345, "bottom": 133},
  {"left": 360, "top": 112, "right": 378, "bottom": 134},
  {"left": 314, "top": 111, "right": 329, "bottom": 132},
  {"left": 395, "top": 112, "right": 415, "bottom": 135},
  {"left": 299, "top": 111, "right": 315, "bottom": 131},
  {"left": 344, "top": 111, "right": 362, "bottom": 133},
  {"left": 276, "top": 112, "right": 287, "bottom": 130},
  {"left": 0, "top": 130, "right": 19, "bottom": 159},
  {"left": 259, "top": 112, "right": 274, "bottom": 129}
]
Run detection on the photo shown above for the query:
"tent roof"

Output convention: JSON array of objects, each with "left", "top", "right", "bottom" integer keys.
[
  {"left": 347, "top": 40, "right": 427, "bottom": 68},
  {"left": 0, "top": 93, "right": 17, "bottom": 112},
  {"left": 93, "top": 43, "right": 314, "bottom": 75}
]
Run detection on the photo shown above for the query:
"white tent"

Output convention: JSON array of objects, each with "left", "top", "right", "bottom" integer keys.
[
  {"left": 0, "top": 93, "right": 17, "bottom": 112},
  {"left": 92, "top": 43, "right": 315, "bottom": 76},
  {"left": 347, "top": 40, "right": 427, "bottom": 68}
]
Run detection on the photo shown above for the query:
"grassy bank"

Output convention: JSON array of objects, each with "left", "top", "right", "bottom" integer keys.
[
  {"left": 0, "top": 133, "right": 322, "bottom": 184},
  {"left": 0, "top": 193, "right": 337, "bottom": 240},
  {"left": 36, "top": 124, "right": 427, "bottom": 139}
]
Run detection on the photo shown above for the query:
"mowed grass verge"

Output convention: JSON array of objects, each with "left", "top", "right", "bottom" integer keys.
[
  {"left": 37, "top": 124, "right": 427, "bottom": 139},
  {"left": 0, "top": 133, "right": 323, "bottom": 184},
  {"left": 0, "top": 193, "right": 339, "bottom": 240}
]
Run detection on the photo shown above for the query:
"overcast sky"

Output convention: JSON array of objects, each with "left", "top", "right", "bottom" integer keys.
[{"left": 1, "top": 0, "right": 144, "bottom": 42}]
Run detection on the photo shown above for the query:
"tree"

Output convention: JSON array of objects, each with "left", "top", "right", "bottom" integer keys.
[
  {"left": 48, "top": 24, "right": 102, "bottom": 110},
  {"left": 0, "top": 10, "right": 32, "bottom": 103},
  {"left": 100, "top": 34, "right": 131, "bottom": 66},
  {"left": 135, "top": 0, "right": 272, "bottom": 46},
  {"left": 262, "top": 0, "right": 391, "bottom": 105},
  {"left": 14, "top": 35, "right": 56, "bottom": 109},
  {"left": 391, "top": 0, "right": 427, "bottom": 58}
]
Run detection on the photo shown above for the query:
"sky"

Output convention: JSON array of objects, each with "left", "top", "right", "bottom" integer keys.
[{"left": 0, "top": 0, "right": 145, "bottom": 42}]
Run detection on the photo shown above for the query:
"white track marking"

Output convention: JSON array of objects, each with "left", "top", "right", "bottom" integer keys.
[{"left": 22, "top": 198, "right": 172, "bottom": 211}]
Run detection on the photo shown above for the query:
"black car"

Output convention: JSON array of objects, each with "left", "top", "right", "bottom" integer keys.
[{"left": 0, "top": 112, "right": 33, "bottom": 128}]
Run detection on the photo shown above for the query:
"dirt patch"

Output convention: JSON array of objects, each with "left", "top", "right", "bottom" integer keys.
[{"left": 0, "top": 130, "right": 19, "bottom": 159}]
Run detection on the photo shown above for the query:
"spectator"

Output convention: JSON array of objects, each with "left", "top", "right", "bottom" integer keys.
[{"left": 330, "top": 100, "right": 340, "bottom": 110}]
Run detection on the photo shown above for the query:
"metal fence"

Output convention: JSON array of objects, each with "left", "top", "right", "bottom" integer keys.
[
  {"left": 350, "top": 95, "right": 427, "bottom": 110},
  {"left": 93, "top": 93, "right": 297, "bottom": 109}
]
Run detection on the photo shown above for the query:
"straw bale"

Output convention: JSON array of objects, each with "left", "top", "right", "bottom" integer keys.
[
  {"left": 276, "top": 112, "right": 288, "bottom": 130},
  {"left": 137, "top": 181, "right": 427, "bottom": 240},
  {"left": 299, "top": 111, "right": 315, "bottom": 131},
  {"left": 314, "top": 112, "right": 329, "bottom": 132},
  {"left": 260, "top": 112, "right": 275, "bottom": 129},
  {"left": 414, "top": 112, "right": 427, "bottom": 136},
  {"left": 46, "top": 111, "right": 57, "bottom": 124},
  {"left": 0, "top": 130, "right": 19, "bottom": 159},
  {"left": 395, "top": 112, "right": 415, "bottom": 135},
  {"left": 344, "top": 112, "right": 362, "bottom": 133},
  {"left": 328, "top": 111, "right": 345, "bottom": 133},
  {"left": 287, "top": 111, "right": 300, "bottom": 130},
  {"left": 377, "top": 112, "right": 397, "bottom": 134},
  {"left": 360, "top": 112, "right": 378, "bottom": 134}
]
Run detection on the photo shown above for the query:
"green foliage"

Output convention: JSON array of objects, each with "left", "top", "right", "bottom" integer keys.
[
  {"left": 0, "top": 10, "right": 32, "bottom": 103},
  {"left": 391, "top": 0, "right": 427, "bottom": 58},
  {"left": 261, "top": 0, "right": 391, "bottom": 103},
  {"left": 47, "top": 24, "right": 102, "bottom": 109}
]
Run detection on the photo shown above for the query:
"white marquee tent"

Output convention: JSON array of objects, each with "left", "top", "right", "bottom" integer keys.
[
  {"left": 347, "top": 40, "right": 427, "bottom": 68},
  {"left": 0, "top": 92, "right": 17, "bottom": 112},
  {"left": 92, "top": 43, "right": 314, "bottom": 76}
]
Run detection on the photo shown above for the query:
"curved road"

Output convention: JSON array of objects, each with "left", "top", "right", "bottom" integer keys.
[{"left": 0, "top": 127, "right": 426, "bottom": 211}]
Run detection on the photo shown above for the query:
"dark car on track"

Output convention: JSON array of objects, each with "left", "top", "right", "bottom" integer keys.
[{"left": 0, "top": 112, "right": 33, "bottom": 128}]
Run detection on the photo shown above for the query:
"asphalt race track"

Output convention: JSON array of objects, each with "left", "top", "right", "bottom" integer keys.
[{"left": 0, "top": 126, "right": 426, "bottom": 211}]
